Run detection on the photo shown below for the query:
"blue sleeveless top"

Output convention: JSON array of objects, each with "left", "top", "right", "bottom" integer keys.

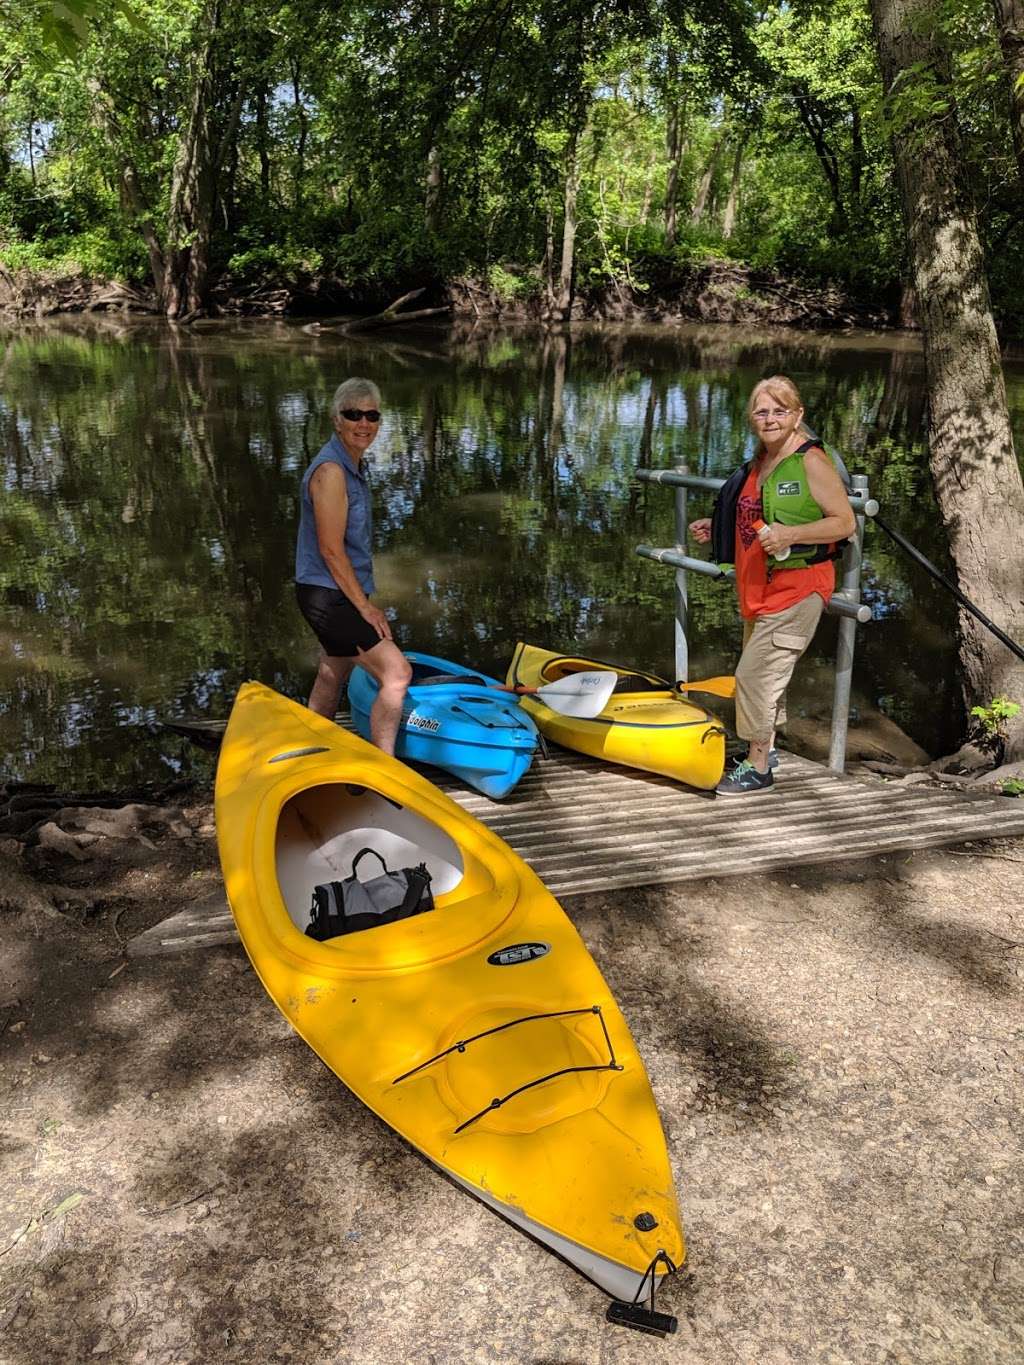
[{"left": 295, "top": 433, "right": 376, "bottom": 594}]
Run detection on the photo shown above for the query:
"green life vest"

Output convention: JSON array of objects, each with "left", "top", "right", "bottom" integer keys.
[{"left": 760, "top": 441, "right": 845, "bottom": 571}]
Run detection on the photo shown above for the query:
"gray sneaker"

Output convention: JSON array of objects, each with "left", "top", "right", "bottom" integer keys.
[{"left": 716, "top": 759, "right": 774, "bottom": 796}]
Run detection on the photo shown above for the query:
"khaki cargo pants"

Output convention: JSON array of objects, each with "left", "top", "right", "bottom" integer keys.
[{"left": 734, "top": 593, "right": 826, "bottom": 744}]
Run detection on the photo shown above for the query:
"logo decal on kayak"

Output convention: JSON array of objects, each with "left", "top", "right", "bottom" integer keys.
[
  {"left": 487, "top": 942, "right": 550, "bottom": 966},
  {"left": 407, "top": 711, "right": 441, "bottom": 732}
]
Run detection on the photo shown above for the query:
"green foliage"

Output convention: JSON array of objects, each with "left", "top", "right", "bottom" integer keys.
[
  {"left": 225, "top": 242, "right": 323, "bottom": 283},
  {"left": 0, "top": 0, "right": 1019, "bottom": 329},
  {"left": 1001, "top": 777, "right": 1024, "bottom": 796},
  {"left": 486, "top": 264, "right": 541, "bottom": 302},
  {"left": 970, "top": 696, "right": 1021, "bottom": 746}
]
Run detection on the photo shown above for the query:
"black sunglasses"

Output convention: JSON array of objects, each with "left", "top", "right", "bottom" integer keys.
[{"left": 340, "top": 407, "right": 381, "bottom": 423}]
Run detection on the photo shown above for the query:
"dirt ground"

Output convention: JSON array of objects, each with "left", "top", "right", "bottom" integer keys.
[{"left": 1, "top": 800, "right": 1022, "bottom": 1365}]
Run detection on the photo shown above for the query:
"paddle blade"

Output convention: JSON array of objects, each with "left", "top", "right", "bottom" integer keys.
[
  {"left": 534, "top": 670, "right": 617, "bottom": 719},
  {"left": 675, "top": 675, "right": 736, "bottom": 699}
]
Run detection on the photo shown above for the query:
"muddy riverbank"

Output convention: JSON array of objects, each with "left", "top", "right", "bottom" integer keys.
[{"left": 0, "top": 258, "right": 889, "bottom": 331}]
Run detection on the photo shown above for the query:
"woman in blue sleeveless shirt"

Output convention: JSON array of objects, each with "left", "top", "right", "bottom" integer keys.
[{"left": 295, "top": 378, "right": 411, "bottom": 754}]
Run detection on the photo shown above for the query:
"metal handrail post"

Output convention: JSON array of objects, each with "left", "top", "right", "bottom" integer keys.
[
  {"left": 673, "top": 465, "right": 688, "bottom": 682},
  {"left": 828, "top": 474, "right": 869, "bottom": 773}
]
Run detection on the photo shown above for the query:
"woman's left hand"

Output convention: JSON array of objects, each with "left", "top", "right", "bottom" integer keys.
[{"left": 758, "top": 522, "right": 792, "bottom": 556}]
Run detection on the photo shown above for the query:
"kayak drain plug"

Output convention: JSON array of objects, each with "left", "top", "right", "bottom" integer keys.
[{"left": 633, "top": 1212, "right": 658, "bottom": 1231}]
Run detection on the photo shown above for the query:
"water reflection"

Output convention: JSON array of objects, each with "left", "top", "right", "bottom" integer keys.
[{"left": 2, "top": 317, "right": 1021, "bottom": 787}]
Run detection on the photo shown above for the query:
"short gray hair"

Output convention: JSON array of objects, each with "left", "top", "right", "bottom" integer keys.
[{"left": 330, "top": 377, "right": 381, "bottom": 422}]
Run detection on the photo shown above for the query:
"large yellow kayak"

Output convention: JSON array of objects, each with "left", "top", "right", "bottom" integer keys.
[
  {"left": 216, "top": 682, "right": 684, "bottom": 1310},
  {"left": 507, "top": 642, "right": 726, "bottom": 789}
]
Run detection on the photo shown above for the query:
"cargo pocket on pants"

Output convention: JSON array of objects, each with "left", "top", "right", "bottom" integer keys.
[{"left": 771, "top": 631, "right": 809, "bottom": 652}]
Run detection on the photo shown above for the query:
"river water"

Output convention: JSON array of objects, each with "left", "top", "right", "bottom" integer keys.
[{"left": 3, "top": 316, "right": 1023, "bottom": 789}]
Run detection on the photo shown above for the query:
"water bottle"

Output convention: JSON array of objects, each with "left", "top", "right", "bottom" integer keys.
[{"left": 753, "top": 519, "right": 790, "bottom": 561}]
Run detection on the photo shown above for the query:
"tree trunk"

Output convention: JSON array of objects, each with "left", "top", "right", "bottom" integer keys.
[
  {"left": 897, "top": 279, "right": 917, "bottom": 329},
  {"left": 793, "top": 92, "right": 847, "bottom": 233},
  {"left": 163, "top": 2, "right": 243, "bottom": 318},
  {"left": 89, "top": 81, "right": 168, "bottom": 298},
  {"left": 553, "top": 123, "right": 584, "bottom": 322},
  {"left": 425, "top": 144, "right": 442, "bottom": 233},
  {"left": 849, "top": 100, "right": 865, "bottom": 212},
  {"left": 164, "top": 23, "right": 216, "bottom": 317},
  {"left": 639, "top": 144, "right": 657, "bottom": 227},
  {"left": 721, "top": 136, "right": 746, "bottom": 239},
  {"left": 120, "top": 161, "right": 168, "bottom": 299},
  {"left": 992, "top": 0, "right": 1024, "bottom": 187},
  {"left": 664, "top": 96, "right": 687, "bottom": 246},
  {"left": 690, "top": 134, "right": 724, "bottom": 226},
  {"left": 870, "top": 0, "right": 1024, "bottom": 759}
]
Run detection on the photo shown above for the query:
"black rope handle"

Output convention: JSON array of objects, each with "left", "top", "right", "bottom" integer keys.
[
  {"left": 350, "top": 847, "right": 390, "bottom": 878},
  {"left": 632, "top": 1249, "right": 678, "bottom": 1311}
]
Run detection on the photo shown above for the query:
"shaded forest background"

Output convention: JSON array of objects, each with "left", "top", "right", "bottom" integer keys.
[{"left": 2, "top": 0, "right": 1023, "bottom": 330}]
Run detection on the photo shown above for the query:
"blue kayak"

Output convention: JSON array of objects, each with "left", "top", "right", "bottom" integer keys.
[{"left": 347, "top": 651, "right": 539, "bottom": 799}]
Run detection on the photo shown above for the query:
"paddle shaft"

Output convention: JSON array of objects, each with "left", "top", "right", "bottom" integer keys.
[{"left": 675, "top": 675, "right": 736, "bottom": 699}]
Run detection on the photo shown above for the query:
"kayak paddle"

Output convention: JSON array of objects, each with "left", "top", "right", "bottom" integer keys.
[
  {"left": 499, "top": 670, "right": 617, "bottom": 719},
  {"left": 674, "top": 675, "right": 736, "bottom": 699}
]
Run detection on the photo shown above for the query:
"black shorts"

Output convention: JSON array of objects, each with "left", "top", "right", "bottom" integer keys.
[{"left": 295, "top": 583, "right": 383, "bottom": 657}]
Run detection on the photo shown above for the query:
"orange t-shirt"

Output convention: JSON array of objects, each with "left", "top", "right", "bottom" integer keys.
[{"left": 734, "top": 468, "right": 835, "bottom": 620}]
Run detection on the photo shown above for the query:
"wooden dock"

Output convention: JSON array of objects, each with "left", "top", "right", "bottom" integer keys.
[{"left": 131, "top": 737, "right": 1024, "bottom": 956}]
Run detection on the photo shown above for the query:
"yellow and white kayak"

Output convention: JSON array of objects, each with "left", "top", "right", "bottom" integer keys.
[
  {"left": 215, "top": 682, "right": 684, "bottom": 1305},
  {"left": 507, "top": 642, "right": 726, "bottom": 789}
]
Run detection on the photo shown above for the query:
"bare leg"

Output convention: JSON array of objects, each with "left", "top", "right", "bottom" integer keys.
[
  {"left": 308, "top": 652, "right": 355, "bottom": 719},
  {"left": 748, "top": 737, "right": 772, "bottom": 775},
  {"left": 352, "top": 639, "right": 412, "bottom": 756}
]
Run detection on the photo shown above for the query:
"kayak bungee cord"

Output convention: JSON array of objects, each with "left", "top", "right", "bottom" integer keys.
[
  {"left": 391, "top": 1004, "right": 618, "bottom": 1084},
  {"left": 873, "top": 513, "right": 1024, "bottom": 664},
  {"left": 391, "top": 1004, "right": 623, "bottom": 1134},
  {"left": 449, "top": 701, "right": 530, "bottom": 731}
]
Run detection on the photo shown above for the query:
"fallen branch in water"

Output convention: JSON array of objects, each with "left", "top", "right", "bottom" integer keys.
[{"left": 304, "top": 288, "right": 451, "bottom": 335}]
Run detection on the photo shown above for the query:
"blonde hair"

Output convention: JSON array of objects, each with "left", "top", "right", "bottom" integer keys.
[{"left": 747, "top": 375, "right": 814, "bottom": 460}]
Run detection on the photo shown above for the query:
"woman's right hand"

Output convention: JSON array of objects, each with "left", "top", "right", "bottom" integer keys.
[{"left": 689, "top": 517, "right": 712, "bottom": 545}]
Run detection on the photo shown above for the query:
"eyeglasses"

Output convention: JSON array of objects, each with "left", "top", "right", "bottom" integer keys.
[
  {"left": 340, "top": 408, "right": 381, "bottom": 423},
  {"left": 752, "top": 407, "right": 791, "bottom": 421}
]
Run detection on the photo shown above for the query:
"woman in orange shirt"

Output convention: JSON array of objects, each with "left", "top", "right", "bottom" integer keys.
[{"left": 689, "top": 375, "right": 856, "bottom": 795}]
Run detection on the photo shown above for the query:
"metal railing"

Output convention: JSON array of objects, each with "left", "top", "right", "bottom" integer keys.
[{"left": 635, "top": 466, "right": 880, "bottom": 773}]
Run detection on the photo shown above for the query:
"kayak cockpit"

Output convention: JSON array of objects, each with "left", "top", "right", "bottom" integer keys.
[
  {"left": 274, "top": 782, "right": 465, "bottom": 932},
  {"left": 409, "top": 660, "right": 490, "bottom": 687}
]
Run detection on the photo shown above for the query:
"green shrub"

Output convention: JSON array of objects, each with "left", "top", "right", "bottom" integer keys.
[
  {"left": 486, "top": 263, "right": 541, "bottom": 301},
  {"left": 970, "top": 696, "right": 1021, "bottom": 758}
]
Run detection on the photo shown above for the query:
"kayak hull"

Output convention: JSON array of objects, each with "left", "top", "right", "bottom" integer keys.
[
  {"left": 215, "top": 683, "right": 685, "bottom": 1304},
  {"left": 507, "top": 642, "right": 726, "bottom": 790},
  {"left": 349, "top": 650, "right": 538, "bottom": 798}
]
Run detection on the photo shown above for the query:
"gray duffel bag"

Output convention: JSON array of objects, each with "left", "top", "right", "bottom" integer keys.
[{"left": 305, "top": 847, "right": 434, "bottom": 940}]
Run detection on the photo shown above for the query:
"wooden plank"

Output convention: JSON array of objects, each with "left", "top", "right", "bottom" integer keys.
[{"left": 133, "top": 733, "right": 1024, "bottom": 956}]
